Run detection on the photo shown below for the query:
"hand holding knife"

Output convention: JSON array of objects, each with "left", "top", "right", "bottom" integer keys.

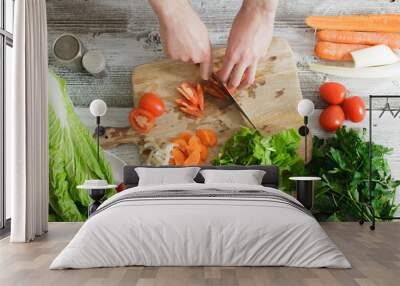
[{"left": 202, "top": 73, "right": 258, "bottom": 130}]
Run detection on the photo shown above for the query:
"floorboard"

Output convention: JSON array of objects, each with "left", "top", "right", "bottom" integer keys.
[{"left": 0, "top": 222, "right": 399, "bottom": 286}]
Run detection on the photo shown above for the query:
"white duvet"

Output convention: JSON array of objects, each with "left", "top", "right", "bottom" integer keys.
[{"left": 50, "top": 183, "right": 351, "bottom": 269}]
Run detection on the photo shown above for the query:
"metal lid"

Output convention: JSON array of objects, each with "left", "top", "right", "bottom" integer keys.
[
  {"left": 82, "top": 50, "right": 106, "bottom": 74},
  {"left": 53, "top": 33, "right": 82, "bottom": 62}
]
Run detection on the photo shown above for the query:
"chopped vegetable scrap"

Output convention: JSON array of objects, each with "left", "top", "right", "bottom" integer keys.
[
  {"left": 169, "top": 129, "right": 218, "bottom": 166},
  {"left": 139, "top": 139, "right": 175, "bottom": 166}
]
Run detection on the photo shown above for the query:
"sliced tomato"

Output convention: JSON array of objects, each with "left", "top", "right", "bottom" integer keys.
[
  {"left": 138, "top": 92, "right": 165, "bottom": 117},
  {"left": 180, "top": 106, "right": 202, "bottom": 118},
  {"left": 196, "top": 83, "right": 204, "bottom": 111},
  {"left": 175, "top": 98, "right": 192, "bottom": 108},
  {"left": 204, "top": 86, "right": 225, "bottom": 99},
  {"left": 177, "top": 82, "right": 198, "bottom": 106},
  {"left": 128, "top": 108, "right": 155, "bottom": 134}
]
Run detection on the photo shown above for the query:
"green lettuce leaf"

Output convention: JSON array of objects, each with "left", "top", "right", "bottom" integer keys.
[
  {"left": 48, "top": 71, "right": 114, "bottom": 221},
  {"left": 213, "top": 127, "right": 303, "bottom": 192}
]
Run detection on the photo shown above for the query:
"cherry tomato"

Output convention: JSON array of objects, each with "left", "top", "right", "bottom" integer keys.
[
  {"left": 128, "top": 108, "right": 155, "bottom": 134},
  {"left": 342, "top": 96, "right": 366, "bottom": 123},
  {"left": 138, "top": 92, "right": 165, "bottom": 117},
  {"left": 320, "top": 82, "right": 347, "bottom": 105},
  {"left": 319, "top": 105, "right": 345, "bottom": 133}
]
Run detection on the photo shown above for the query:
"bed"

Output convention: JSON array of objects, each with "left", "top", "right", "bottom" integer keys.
[{"left": 50, "top": 165, "right": 350, "bottom": 269}]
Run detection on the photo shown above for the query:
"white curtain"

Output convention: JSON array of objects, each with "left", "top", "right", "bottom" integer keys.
[{"left": 8, "top": 0, "right": 49, "bottom": 242}]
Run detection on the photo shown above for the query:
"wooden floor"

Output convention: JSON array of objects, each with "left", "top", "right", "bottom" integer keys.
[{"left": 0, "top": 222, "right": 399, "bottom": 286}]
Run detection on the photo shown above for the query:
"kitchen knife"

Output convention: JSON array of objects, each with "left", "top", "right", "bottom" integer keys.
[{"left": 208, "top": 73, "right": 258, "bottom": 130}]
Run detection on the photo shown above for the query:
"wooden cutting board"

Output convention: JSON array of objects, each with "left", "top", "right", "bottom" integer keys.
[{"left": 99, "top": 37, "right": 307, "bottom": 163}]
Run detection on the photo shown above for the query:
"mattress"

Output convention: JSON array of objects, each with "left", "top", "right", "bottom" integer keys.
[{"left": 50, "top": 183, "right": 351, "bottom": 269}]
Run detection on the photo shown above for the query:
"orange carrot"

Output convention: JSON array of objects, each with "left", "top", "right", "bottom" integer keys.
[
  {"left": 315, "top": 41, "right": 370, "bottom": 61},
  {"left": 184, "top": 150, "right": 201, "bottom": 166},
  {"left": 196, "top": 129, "right": 218, "bottom": 147},
  {"left": 179, "top": 132, "right": 193, "bottom": 143},
  {"left": 172, "top": 147, "right": 187, "bottom": 166},
  {"left": 169, "top": 158, "right": 175, "bottom": 166},
  {"left": 187, "top": 136, "right": 202, "bottom": 151},
  {"left": 171, "top": 138, "right": 188, "bottom": 155},
  {"left": 317, "top": 30, "right": 400, "bottom": 49},
  {"left": 306, "top": 14, "right": 400, "bottom": 33},
  {"left": 199, "top": 144, "right": 208, "bottom": 161}
]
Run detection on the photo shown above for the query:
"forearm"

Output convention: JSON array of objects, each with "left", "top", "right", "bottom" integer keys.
[
  {"left": 242, "top": 0, "right": 279, "bottom": 15},
  {"left": 148, "top": 0, "right": 191, "bottom": 19}
]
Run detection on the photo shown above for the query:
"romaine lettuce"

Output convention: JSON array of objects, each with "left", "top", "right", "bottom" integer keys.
[{"left": 48, "top": 71, "right": 114, "bottom": 221}]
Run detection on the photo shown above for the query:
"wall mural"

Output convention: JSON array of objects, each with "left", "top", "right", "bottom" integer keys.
[{"left": 47, "top": 0, "right": 400, "bottom": 222}]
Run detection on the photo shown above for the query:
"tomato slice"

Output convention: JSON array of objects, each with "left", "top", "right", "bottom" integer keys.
[
  {"left": 128, "top": 108, "right": 155, "bottom": 134},
  {"left": 196, "top": 83, "right": 204, "bottom": 111}
]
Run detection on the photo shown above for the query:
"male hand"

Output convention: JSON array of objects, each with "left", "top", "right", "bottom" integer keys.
[
  {"left": 150, "top": 0, "right": 213, "bottom": 80},
  {"left": 218, "top": 0, "right": 278, "bottom": 89}
]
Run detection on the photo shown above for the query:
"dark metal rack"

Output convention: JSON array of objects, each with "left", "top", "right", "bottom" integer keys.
[{"left": 359, "top": 95, "right": 400, "bottom": 230}]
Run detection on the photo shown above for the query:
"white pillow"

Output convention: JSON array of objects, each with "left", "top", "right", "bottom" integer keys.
[
  {"left": 135, "top": 167, "right": 200, "bottom": 186},
  {"left": 200, "top": 169, "right": 266, "bottom": 185}
]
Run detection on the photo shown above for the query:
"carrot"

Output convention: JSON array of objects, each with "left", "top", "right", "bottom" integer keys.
[
  {"left": 171, "top": 138, "right": 188, "bottom": 155},
  {"left": 184, "top": 150, "right": 201, "bottom": 166},
  {"left": 306, "top": 14, "right": 400, "bottom": 33},
  {"left": 171, "top": 147, "right": 187, "bottom": 166},
  {"left": 187, "top": 136, "right": 202, "bottom": 150},
  {"left": 196, "top": 129, "right": 218, "bottom": 147},
  {"left": 317, "top": 30, "right": 400, "bottom": 49},
  {"left": 315, "top": 41, "right": 370, "bottom": 61},
  {"left": 169, "top": 158, "right": 175, "bottom": 166},
  {"left": 199, "top": 144, "right": 208, "bottom": 161},
  {"left": 179, "top": 132, "right": 193, "bottom": 143}
]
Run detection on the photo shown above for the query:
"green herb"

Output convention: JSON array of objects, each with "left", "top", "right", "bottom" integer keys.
[
  {"left": 48, "top": 71, "right": 114, "bottom": 221},
  {"left": 212, "top": 127, "right": 303, "bottom": 192},
  {"left": 307, "top": 127, "right": 399, "bottom": 221}
]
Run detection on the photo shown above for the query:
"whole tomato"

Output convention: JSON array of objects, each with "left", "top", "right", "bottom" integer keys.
[
  {"left": 342, "top": 96, "right": 366, "bottom": 123},
  {"left": 319, "top": 105, "right": 345, "bottom": 132},
  {"left": 320, "top": 82, "right": 347, "bottom": 105},
  {"left": 138, "top": 92, "right": 165, "bottom": 117}
]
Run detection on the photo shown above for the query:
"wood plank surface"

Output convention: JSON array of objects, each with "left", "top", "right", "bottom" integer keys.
[
  {"left": 1, "top": 222, "right": 400, "bottom": 286},
  {"left": 47, "top": 0, "right": 400, "bottom": 108}
]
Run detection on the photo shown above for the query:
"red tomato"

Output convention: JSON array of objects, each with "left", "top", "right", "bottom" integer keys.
[
  {"left": 138, "top": 92, "right": 165, "bottom": 117},
  {"left": 342, "top": 96, "right": 366, "bottom": 123},
  {"left": 319, "top": 105, "right": 345, "bottom": 132},
  {"left": 128, "top": 108, "right": 155, "bottom": 134},
  {"left": 320, "top": 82, "right": 347, "bottom": 105}
]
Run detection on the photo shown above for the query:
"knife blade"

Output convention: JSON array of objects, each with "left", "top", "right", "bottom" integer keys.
[{"left": 208, "top": 73, "right": 258, "bottom": 130}]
